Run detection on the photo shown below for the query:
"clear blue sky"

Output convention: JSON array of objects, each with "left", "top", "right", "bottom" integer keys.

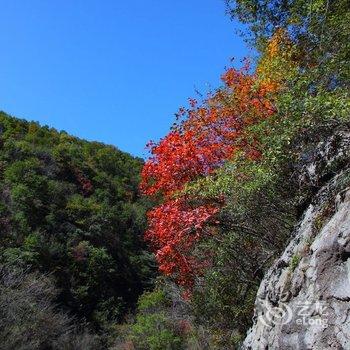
[{"left": 0, "top": 0, "right": 248, "bottom": 158}]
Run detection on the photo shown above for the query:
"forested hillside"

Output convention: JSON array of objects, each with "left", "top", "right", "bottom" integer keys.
[{"left": 0, "top": 112, "right": 155, "bottom": 348}]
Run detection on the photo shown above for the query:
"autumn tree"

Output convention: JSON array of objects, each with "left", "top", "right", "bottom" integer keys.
[{"left": 140, "top": 33, "right": 291, "bottom": 288}]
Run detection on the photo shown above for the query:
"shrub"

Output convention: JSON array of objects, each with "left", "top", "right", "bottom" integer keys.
[{"left": 0, "top": 265, "right": 103, "bottom": 350}]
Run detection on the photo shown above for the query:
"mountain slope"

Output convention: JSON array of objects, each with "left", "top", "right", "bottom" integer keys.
[{"left": 0, "top": 111, "right": 155, "bottom": 332}]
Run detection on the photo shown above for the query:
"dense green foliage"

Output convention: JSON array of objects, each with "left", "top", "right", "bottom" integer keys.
[
  {"left": 226, "top": 0, "right": 350, "bottom": 83},
  {"left": 127, "top": 288, "right": 183, "bottom": 350},
  {"left": 0, "top": 112, "right": 156, "bottom": 340}
]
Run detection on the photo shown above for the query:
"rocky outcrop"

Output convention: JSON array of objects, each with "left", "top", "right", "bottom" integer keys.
[{"left": 243, "top": 129, "right": 350, "bottom": 350}]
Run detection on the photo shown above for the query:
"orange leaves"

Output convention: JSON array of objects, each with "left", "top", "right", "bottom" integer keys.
[
  {"left": 257, "top": 28, "right": 297, "bottom": 90},
  {"left": 266, "top": 28, "right": 292, "bottom": 59},
  {"left": 221, "top": 65, "right": 277, "bottom": 120}
]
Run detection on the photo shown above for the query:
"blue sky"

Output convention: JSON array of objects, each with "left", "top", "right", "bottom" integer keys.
[{"left": 0, "top": 0, "right": 248, "bottom": 158}]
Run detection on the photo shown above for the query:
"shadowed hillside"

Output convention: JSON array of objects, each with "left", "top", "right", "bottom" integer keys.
[{"left": 0, "top": 111, "right": 156, "bottom": 347}]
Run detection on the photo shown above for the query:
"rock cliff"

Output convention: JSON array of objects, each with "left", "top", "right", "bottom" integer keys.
[{"left": 243, "top": 129, "right": 350, "bottom": 350}]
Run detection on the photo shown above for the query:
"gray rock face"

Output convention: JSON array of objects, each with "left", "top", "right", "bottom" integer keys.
[{"left": 243, "top": 130, "right": 350, "bottom": 350}]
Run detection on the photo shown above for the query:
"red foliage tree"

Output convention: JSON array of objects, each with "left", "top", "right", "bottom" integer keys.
[
  {"left": 73, "top": 168, "right": 93, "bottom": 196},
  {"left": 145, "top": 198, "right": 219, "bottom": 287},
  {"left": 141, "top": 62, "right": 280, "bottom": 289}
]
